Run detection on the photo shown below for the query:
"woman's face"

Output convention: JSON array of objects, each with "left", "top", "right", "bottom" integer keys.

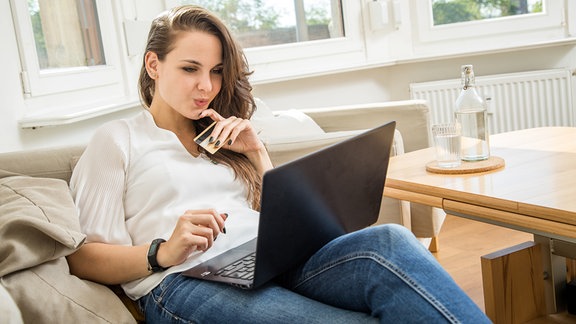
[{"left": 151, "top": 30, "right": 223, "bottom": 120}]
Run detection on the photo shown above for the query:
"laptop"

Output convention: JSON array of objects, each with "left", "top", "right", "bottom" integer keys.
[{"left": 183, "top": 121, "right": 396, "bottom": 289}]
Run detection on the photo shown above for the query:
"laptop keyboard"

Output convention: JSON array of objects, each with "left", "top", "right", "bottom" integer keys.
[{"left": 214, "top": 252, "right": 256, "bottom": 280}]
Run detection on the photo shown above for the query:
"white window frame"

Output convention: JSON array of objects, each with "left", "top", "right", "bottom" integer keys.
[
  {"left": 247, "top": 1, "right": 365, "bottom": 82},
  {"left": 10, "top": 0, "right": 123, "bottom": 98},
  {"left": 411, "top": 0, "right": 569, "bottom": 56}
]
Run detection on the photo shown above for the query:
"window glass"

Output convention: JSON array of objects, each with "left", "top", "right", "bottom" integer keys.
[
  {"left": 432, "top": 0, "right": 543, "bottom": 26},
  {"left": 178, "top": 0, "right": 344, "bottom": 48},
  {"left": 414, "top": 0, "right": 562, "bottom": 47},
  {"left": 11, "top": 0, "right": 124, "bottom": 105},
  {"left": 28, "top": 0, "right": 105, "bottom": 69}
]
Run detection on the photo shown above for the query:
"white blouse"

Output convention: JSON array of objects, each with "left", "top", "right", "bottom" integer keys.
[{"left": 70, "top": 110, "right": 259, "bottom": 300}]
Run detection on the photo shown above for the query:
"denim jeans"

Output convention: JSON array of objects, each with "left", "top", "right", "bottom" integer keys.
[{"left": 138, "top": 224, "right": 490, "bottom": 323}]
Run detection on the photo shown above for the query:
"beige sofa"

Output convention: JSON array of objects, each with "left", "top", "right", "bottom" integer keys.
[{"left": 0, "top": 99, "right": 444, "bottom": 323}]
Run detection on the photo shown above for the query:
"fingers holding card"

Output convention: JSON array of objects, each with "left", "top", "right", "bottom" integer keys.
[{"left": 194, "top": 122, "right": 227, "bottom": 154}]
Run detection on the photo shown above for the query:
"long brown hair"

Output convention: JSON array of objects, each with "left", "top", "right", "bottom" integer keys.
[{"left": 138, "top": 5, "right": 261, "bottom": 209}]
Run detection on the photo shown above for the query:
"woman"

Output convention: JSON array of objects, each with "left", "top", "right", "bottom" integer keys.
[{"left": 68, "top": 5, "right": 490, "bottom": 323}]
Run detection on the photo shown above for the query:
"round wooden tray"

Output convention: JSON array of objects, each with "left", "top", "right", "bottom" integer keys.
[{"left": 426, "top": 156, "right": 505, "bottom": 174}]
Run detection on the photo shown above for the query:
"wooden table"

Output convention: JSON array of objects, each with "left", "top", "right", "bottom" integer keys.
[{"left": 383, "top": 127, "right": 576, "bottom": 322}]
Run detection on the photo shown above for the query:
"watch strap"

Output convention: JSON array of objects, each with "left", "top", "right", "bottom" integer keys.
[{"left": 147, "top": 238, "right": 167, "bottom": 273}]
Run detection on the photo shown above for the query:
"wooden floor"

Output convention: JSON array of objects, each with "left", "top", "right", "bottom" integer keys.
[
  {"left": 433, "top": 215, "right": 576, "bottom": 323},
  {"left": 432, "top": 214, "right": 533, "bottom": 311}
]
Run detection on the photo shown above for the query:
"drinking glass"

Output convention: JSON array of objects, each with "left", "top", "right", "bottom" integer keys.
[{"left": 432, "top": 123, "right": 462, "bottom": 168}]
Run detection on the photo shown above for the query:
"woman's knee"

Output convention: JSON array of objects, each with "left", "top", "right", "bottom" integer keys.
[
  {"left": 362, "top": 223, "right": 416, "bottom": 244},
  {"left": 373, "top": 223, "right": 413, "bottom": 236}
]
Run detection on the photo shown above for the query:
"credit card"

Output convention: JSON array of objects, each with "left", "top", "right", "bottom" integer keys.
[{"left": 194, "top": 121, "right": 222, "bottom": 154}]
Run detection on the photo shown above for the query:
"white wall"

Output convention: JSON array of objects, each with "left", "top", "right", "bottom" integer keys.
[
  {"left": 253, "top": 44, "right": 576, "bottom": 110},
  {"left": 1, "top": 1, "right": 575, "bottom": 153}
]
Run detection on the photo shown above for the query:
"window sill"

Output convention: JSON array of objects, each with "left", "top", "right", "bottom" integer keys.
[
  {"left": 403, "top": 37, "right": 576, "bottom": 65},
  {"left": 19, "top": 99, "right": 142, "bottom": 129}
]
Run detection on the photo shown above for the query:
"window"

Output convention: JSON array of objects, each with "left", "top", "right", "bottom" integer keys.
[
  {"left": 431, "top": 0, "right": 543, "bottom": 26},
  {"left": 166, "top": 0, "right": 365, "bottom": 83},
  {"left": 10, "top": 0, "right": 124, "bottom": 98},
  {"left": 180, "top": 0, "right": 344, "bottom": 48},
  {"left": 412, "top": 0, "right": 568, "bottom": 54}
]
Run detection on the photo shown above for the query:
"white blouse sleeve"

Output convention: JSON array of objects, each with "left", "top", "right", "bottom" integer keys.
[{"left": 70, "top": 121, "right": 132, "bottom": 245}]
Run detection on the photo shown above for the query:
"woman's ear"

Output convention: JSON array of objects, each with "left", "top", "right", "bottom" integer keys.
[{"left": 145, "top": 52, "right": 159, "bottom": 79}]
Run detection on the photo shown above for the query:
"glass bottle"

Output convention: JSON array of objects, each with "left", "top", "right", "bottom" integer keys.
[{"left": 454, "top": 65, "right": 490, "bottom": 161}]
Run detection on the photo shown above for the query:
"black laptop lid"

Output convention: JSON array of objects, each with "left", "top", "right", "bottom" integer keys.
[{"left": 253, "top": 121, "right": 396, "bottom": 287}]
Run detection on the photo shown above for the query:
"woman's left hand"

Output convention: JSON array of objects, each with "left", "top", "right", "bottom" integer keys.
[{"left": 198, "top": 109, "right": 264, "bottom": 154}]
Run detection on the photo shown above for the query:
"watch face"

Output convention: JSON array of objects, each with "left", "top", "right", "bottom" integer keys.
[{"left": 148, "top": 239, "right": 166, "bottom": 272}]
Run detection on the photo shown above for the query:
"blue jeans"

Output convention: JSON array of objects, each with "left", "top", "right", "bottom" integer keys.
[{"left": 138, "top": 224, "right": 490, "bottom": 323}]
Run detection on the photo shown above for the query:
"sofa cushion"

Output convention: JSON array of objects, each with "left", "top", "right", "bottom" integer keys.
[
  {"left": 0, "top": 175, "right": 86, "bottom": 276},
  {"left": 1, "top": 258, "right": 136, "bottom": 324}
]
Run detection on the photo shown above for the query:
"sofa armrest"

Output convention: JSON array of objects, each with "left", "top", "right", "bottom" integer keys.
[{"left": 300, "top": 100, "right": 431, "bottom": 152}]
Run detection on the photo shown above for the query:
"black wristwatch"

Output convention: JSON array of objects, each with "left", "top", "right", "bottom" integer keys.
[{"left": 147, "top": 238, "right": 167, "bottom": 273}]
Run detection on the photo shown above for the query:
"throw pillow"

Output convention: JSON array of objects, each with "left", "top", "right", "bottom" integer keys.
[
  {"left": 0, "top": 175, "right": 85, "bottom": 277},
  {"left": 251, "top": 97, "right": 275, "bottom": 119},
  {"left": 391, "top": 129, "right": 405, "bottom": 156},
  {"left": 1, "top": 258, "right": 136, "bottom": 324},
  {"left": 250, "top": 98, "right": 325, "bottom": 141}
]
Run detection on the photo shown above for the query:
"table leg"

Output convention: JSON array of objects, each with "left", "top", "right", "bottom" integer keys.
[
  {"left": 481, "top": 241, "right": 546, "bottom": 323},
  {"left": 534, "top": 235, "right": 567, "bottom": 314}
]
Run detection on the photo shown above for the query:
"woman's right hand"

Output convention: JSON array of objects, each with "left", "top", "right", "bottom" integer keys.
[{"left": 157, "top": 209, "right": 227, "bottom": 268}]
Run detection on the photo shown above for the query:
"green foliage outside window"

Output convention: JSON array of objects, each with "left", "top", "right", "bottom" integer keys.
[
  {"left": 432, "top": 0, "right": 543, "bottom": 26},
  {"left": 180, "top": 0, "right": 338, "bottom": 48},
  {"left": 191, "top": 0, "right": 281, "bottom": 32}
]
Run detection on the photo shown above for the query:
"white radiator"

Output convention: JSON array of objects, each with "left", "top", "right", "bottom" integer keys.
[{"left": 409, "top": 69, "right": 574, "bottom": 134}]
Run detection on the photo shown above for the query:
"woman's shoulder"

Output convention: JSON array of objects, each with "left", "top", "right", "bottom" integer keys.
[
  {"left": 84, "top": 111, "right": 146, "bottom": 155},
  {"left": 93, "top": 111, "right": 149, "bottom": 142},
  {"left": 99, "top": 110, "right": 147, "bottom": 130}
]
